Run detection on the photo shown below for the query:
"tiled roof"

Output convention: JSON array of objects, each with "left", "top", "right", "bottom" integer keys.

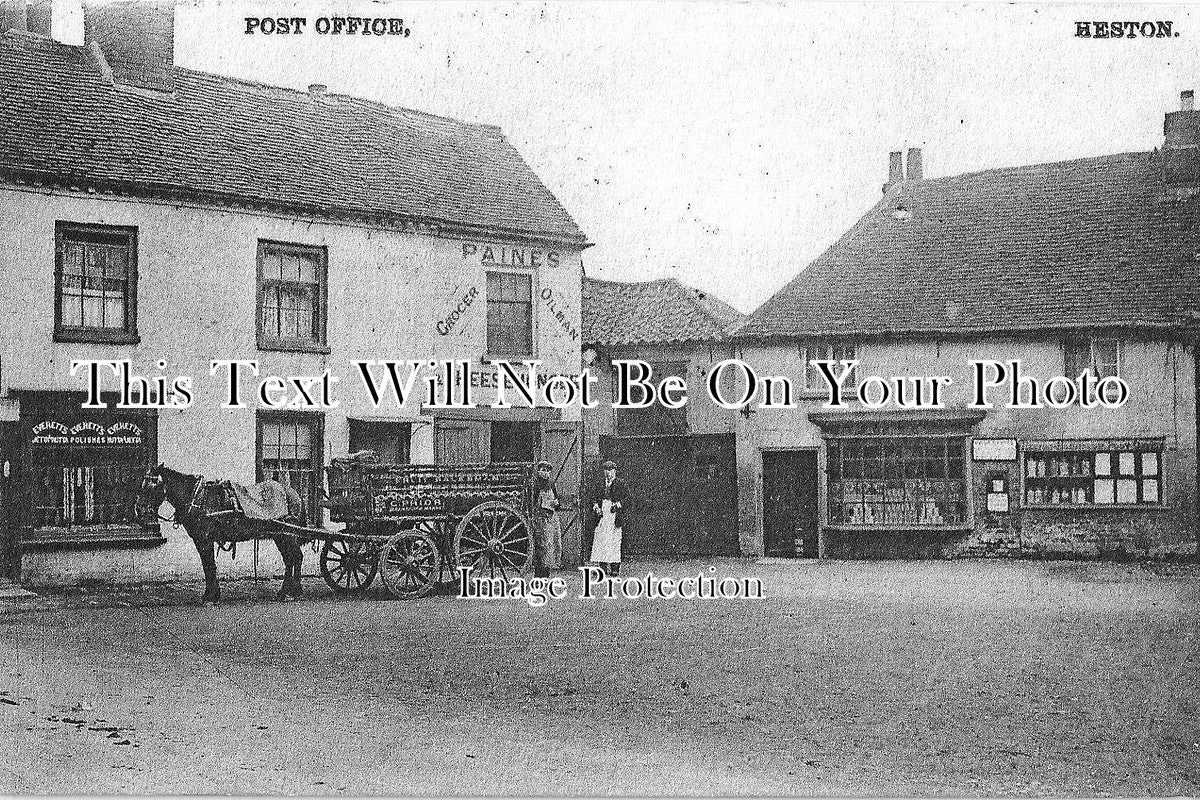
[
  {"left": 583, "top": 276, "right": 746, "bottom": 346},
  {"left": 738, "top": 151, "right": 1200, "bottom": 338},
  {"left": 0, "top": 31, "right": 585, "bottom": 243}
]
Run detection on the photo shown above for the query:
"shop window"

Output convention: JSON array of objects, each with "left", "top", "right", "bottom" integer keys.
[
  {"left": 826, "top": 436, "right": 967, "bottom": 526},
  {"left": 22, "top": 393, "right": 157, "bottom": 544},
  {"left": 257, "top": 240, "right": 327, "bottom": 352},
  {"left": 348, "top": 420, "right": 410, "bottom": 464},
  {"left": 257, "top": 413, "right": 323, "bottom": 520},
  {"left": 615, "top": 361, "right": 689, "bottom": 436},
  {"left": 54, "top": 222, "right": 139, "bottom": 344},
  {"left": 491, "top": 421, "right": 538, "bottom": 463},
  {"left": 486, "top": 272, "right": 533, "bottom": 356},
  {"left": 802, "top": 342, "right": 857, "bottom": 391},
  {"left": 1024, "top": 446, "right": 1162, "bottom": 506}
]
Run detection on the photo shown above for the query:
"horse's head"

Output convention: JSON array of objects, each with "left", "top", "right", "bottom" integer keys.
[{"left": 133, "top": 464, "right": 168, "bottom": 526}]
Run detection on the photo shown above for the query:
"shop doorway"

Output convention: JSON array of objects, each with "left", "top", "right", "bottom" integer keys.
[{"left": 762, "top": 450, "right": 819, "bottom": 558}]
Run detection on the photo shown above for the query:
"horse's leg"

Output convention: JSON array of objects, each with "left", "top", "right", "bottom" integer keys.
[
  {"left": 289, "top": 539, "right": 305, "bottom": 599},
  {"left": 194, "top": 534, "right": 220, "bottom": 604},
  {"left": 274, "top": 536, "right": 297, "bottom": 601}
]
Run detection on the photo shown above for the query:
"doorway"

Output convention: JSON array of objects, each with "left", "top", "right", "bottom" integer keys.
[{"left": 762, "top": 450, "right": 819, "bottom": 558}]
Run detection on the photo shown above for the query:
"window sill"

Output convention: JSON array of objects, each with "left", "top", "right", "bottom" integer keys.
[
  {"left": 258, "top": 340, "right": 332, "bottom": 355},
  {"left": 54, "top": 330, "right": 140, "bottom": 346},
  {"left": 22, "top": 526, "right": 166, "bottom": 550}
]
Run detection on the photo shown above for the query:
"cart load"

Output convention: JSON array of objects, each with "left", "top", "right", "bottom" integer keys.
[{"left": 321, "top": 457, "right": 536, "bottom": 600}]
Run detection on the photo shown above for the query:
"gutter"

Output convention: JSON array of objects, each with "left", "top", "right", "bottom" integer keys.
[{"left": 0, "top": 168, "right": 592, "bottom": 249}]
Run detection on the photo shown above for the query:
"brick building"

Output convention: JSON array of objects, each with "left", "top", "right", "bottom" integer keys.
[
  {"left": 0, "top": 2, "right": 588, "bottom": 586},
  {"left": 732, "top": 95, "right": 1200, "bottom": 560}
]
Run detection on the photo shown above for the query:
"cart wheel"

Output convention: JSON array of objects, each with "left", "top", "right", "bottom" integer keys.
[
  {"left": 409, "top": 518, "right": 454, "bottom": 583},
  {"left": 453, "top": 501, "right": 533, "bottom": 581},
  {"left": 320, "top": 537, "right": 378, "bottom": 593},
  {"left": 379, "top": 529, "right": 441, "bottom": 600}
]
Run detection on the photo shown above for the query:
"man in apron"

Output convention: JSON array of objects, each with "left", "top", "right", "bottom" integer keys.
[{"left": 589, "top": 460, "right": 629, "bottom": 577}]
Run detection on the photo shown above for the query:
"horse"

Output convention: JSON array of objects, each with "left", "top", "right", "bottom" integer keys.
[{"left": 135, "top": 464, "right": 308, "bottom": 604}]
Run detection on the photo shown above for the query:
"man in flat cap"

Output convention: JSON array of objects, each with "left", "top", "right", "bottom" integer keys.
[{"left": 533, "top": 460, "right": 561, "bottom": 579}]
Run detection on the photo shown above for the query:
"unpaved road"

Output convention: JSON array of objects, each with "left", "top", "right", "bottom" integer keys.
[{"left": 1, "top": 558, "right": 1198, "bottom": 795}]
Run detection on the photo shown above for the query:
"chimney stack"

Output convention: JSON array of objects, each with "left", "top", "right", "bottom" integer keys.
[
  {"left": 2, "top": 0, "right": 50, "bottom": 35},
  {"left": 883, "top": 151, "right": 903, "bottom": 193},
  {"left": 1163, "top": 89, "right": 1200, "bottom": 188},
  {"left": 906, "top": 147, "right": 923, "bottom": 181},
  {"left": 83, "top": 0, "right": 175, "bottom": 93}
]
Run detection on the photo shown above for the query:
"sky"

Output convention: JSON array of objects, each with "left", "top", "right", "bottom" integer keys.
[{"left": 55, "top": 1, "right": 1200, "bottom": 312}]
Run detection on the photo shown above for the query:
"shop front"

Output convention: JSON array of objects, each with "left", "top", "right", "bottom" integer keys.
[
  {"left": 15, "top": 391, "right": 160, "bottom": 550},
  {"left": 809, "top": 410, "right": 985, "bottom": 558}
]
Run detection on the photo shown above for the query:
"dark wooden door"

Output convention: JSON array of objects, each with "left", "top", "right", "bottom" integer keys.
[
  {"left": 0, "top": 422, "right": 19, "bottom": 580},
  {"left": 599, "top": 433, "right": 738, "bottom": 556},
  {"left": 762, "top": 450, "right": 819, "bottom": 558}
]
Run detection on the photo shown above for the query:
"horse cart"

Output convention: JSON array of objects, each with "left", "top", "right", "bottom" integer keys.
[{"left": 319, "top": 458, "right": 537, "bottom": 600}]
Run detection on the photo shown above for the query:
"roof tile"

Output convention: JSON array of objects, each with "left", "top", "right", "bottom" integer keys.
[
  {"left": 738, "top": 151, "right": 1200, "bottom": 337},
  {"left": 0, "top": 31, "right": 585, "bottom": 243}
]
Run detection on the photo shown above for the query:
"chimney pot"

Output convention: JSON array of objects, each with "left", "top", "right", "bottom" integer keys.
[
  {"left": 308, "top": 83, "right": 327, "bottom": 96},
  {"left": 906, "top": 147, "right": 924, "bottom": 181},
  {"left": 1183, "top": 90, "right": 1195, "bottom": 112}
]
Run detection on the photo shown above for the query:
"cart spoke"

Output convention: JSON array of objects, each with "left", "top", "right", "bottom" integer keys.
[{"left": 497, "top": 520, "right": 524, "bottom": 540}]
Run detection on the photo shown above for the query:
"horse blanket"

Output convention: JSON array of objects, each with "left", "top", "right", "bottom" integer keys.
[{"left": 225, "top": 480, "right": 303, "bottom": 522}]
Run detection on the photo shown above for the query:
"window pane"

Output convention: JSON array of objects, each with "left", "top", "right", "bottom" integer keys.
[
  {"left": 1094, "top": 453, "right": 1111, "bottom": 476},
  {"left": 297, "top": 253, "right": 317, "bottom": 283},
  {"left": 1141, "top": 452, "right": 1158, "bottom": 476},
  {"left": 1064, "top": 340, "right": 1091, "bottom": 377},
  {"left": 1094, "top": 479, "right": 1115, "bottom": 504},
  {"left": 103, "top": 296, "right": 125, "bottom": 329},
  {"left": 265, "top": 249, "right": 283, "bottom": 280},
  {"left": 1118, "top": 452, "right": 1135, "bottom": 475},
  {"left": 1116, "top": 479, "right": 1137, "bottom": 503},
  {"left": 1142, "top": 479, "right": 1160, "bottom": 503},
  {"left": 1093, "top": 339, "right": 1120, "bottom": 378}
]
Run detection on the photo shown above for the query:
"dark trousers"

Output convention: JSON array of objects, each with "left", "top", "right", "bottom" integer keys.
[{"left": 533, "top": 514, "right": 551, "bottom": 578}]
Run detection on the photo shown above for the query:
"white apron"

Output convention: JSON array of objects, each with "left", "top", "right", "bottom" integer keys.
[{"left": 589, "top": 499, "right": 623, "bottom": 563}]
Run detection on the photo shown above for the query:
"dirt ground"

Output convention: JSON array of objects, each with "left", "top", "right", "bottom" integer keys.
[{"left": 1, "top": 558, "right": 1198, "bottom": 796}]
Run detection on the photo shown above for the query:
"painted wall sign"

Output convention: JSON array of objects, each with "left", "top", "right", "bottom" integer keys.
[
  {"left": 30, "top": 420, "right": 145, "bottom": 448},
  {"left": 972, "top": 438, "right": 1017, "bottom": 461},
  {"left": 434, "top": 366, "right": 581, "bottom": 391},
  {"left": 437, "top": 286, "right": 479, "bottom": 335},
  {"left": 540, "top": 287, "right": 580, "bottom": 342},
  {"left": 462, "top": 242, "right": 561, "bottom": 268}
]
